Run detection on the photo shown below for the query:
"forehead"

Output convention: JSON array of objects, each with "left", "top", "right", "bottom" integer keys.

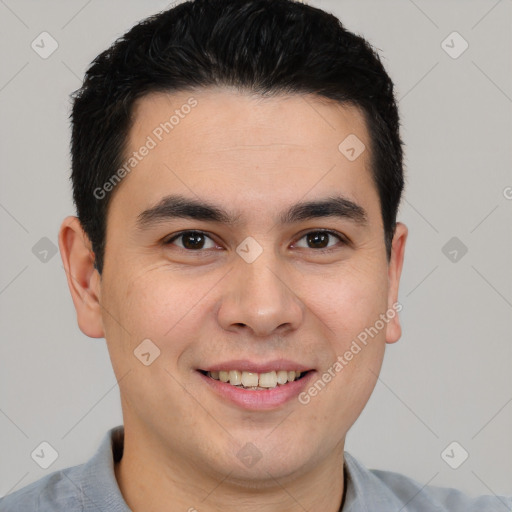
[
  {"left": 111, "top": 87, "right": 381, "bottom": 227},
  {"left": 130, "top": 88, "right": 369, "bottom": 156}
]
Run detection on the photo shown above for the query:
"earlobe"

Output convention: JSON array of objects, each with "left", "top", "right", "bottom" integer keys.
[
  {"left": 58, "top": 216, "right": 105, "bottom": 338},
  {"left": 385, "top": 222, "right": 408, "bottom": 344}
]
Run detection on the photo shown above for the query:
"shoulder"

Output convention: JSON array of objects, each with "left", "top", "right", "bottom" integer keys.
[
  {"left": 0, "top": 464, "right": 85, "bottom": 512},
  {"left": 370, "top": 466, "right": 511, "bottom": 511},
  {"left": 0, "top": 426, "right": 126, "bottom": 512},
  {"left": 344, "top": 452, "right": 512, "bottom": 511}
]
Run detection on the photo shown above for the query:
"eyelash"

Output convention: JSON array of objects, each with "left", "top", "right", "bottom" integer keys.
[{"left": 163, "top": 229, "right": 348, "bottom": 253}]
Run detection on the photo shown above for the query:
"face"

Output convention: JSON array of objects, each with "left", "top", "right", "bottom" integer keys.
[{"left": 62, "top": 87, "right": 407, "bottom": 485}]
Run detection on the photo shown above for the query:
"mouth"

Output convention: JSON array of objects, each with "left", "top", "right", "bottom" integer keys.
[
  {"left": 196, "top": 365, "right": 316, "bottom": 410},
  {"left": 198, "top": 369, "right": 311, "bottom": 390}
]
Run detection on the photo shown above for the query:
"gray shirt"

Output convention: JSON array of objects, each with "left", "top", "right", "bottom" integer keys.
[{"left": 1, "top": 425, "right": 510, "bottom": 511}]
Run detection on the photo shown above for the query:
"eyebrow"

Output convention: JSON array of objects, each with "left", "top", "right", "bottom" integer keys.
[{"left": 136, "top": 193, "right": 368, "bottom": 229}]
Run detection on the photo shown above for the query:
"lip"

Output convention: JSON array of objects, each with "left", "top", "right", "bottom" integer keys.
[
  {"left": 196, "top": 368, "right": 317, "bottom": 411},
  {"left": 199, "top": 359, "right": 313, "bottom": 374}
]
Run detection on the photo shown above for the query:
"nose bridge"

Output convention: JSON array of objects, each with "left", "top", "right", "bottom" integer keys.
[{"left": 218, "top": 237, "right": 303, "bottom": 336}]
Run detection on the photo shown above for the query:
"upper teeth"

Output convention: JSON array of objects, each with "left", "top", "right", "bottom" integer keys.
[{"left": 207, "top": 370, "right": 303, "bottom": 388}]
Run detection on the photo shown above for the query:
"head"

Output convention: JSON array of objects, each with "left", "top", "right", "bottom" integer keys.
[
  {"left": 60, "top": 0, "right": 407, "bottom": 490},
  {"left": 69, "top": 0, "right": 404, "bottom": 275}
]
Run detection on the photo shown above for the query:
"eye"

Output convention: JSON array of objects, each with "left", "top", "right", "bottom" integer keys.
[
  {"left": 163, "top": 229, "right": 347, "bottom": 253},
  {"left": 293, "top": 230, "right": 346, "bottom": 251},
  {"left": 164, "top": 230, "right": 218, "bottom": 250}
]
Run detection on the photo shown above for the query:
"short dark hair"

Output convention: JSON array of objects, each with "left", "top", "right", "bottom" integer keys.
[{"left": 70, "top": 0, "right": 404, "bottom": 274}]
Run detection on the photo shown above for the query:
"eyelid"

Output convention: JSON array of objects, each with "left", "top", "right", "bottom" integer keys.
[
  {"left": 164, "top": 230, "right": 220, "bottom": 247},
  {"left": 291, "top": 229, "right": 348, "bottom": 250},
  {"left": 164, "top": 229, "right": 348, "bottom": 251}
]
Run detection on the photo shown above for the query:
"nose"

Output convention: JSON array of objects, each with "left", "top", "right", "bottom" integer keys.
[{"left": 217, "top": 247, "right": 304, "bottom": 338}]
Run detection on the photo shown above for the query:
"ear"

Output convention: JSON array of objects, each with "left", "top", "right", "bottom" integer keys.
[
  {"left": 58, "top": 216, "right": 105, "bottom": 338},
  {"left": 385, "top": 222, "right": 408, "bottom": 344}
]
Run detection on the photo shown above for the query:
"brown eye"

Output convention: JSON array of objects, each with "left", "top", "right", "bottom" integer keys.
[
  {"left": 294, "top": 230, "right": 345, "bottom": 250},
  {"left": 165, "top": 231, "right": 216, "bottom": 250}
]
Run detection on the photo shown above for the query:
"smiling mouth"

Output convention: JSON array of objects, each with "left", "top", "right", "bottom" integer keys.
[{"left": 198, "top": 369, "right": 310, "bottom": 390}]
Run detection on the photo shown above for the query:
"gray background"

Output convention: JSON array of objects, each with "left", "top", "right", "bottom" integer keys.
[{"left": 1, "top": 0, "right": 511, "bottom": 500}]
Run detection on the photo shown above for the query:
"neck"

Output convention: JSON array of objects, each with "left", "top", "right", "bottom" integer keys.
[{"left": 114, "top": 426, "right": 346, "bottom": 512}]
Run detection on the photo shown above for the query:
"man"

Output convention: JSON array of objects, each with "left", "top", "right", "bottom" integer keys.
[{"left": 1, "top": 0, "right": 509, "bottom": 511}]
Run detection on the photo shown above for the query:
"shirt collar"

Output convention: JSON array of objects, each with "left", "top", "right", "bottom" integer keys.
[
  {"left": 342, "top": 451, "right": 404, "bottom": 511},
  {"left": 79, "top": 425, "right": 130, "bottom": 512}
]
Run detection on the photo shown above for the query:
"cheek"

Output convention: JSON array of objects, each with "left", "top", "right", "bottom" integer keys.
[
  {"left": 324, "top": 264, "right": 389, "bottom": 393},
  {"left": 311, "top": 260, "right": 389, "bottom": 338},
  {"left": 124, "top": 278, "right": 187, "bottom": 340},
  {"left": 104, "top": 267, "right": 216, "bottom": 355},
  {"left": 102, "top": 250, "right": 389, "bottom": 363},
  {"left": 307, "top": 271, "right": 388, "bottom": 427}
]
